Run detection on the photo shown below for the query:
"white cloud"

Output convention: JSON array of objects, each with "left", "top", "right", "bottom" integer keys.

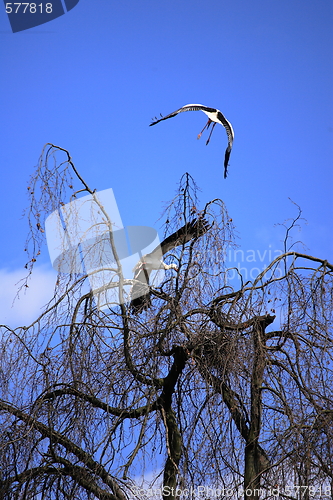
[{"left": 0, "top": 265, "right": 57, "bottom": 327}]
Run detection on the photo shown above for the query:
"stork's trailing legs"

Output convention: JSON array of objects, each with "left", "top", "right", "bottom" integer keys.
[
  {"left": 205, "top": 121, "right": 216, "bottom": 145},
  {"left": 197, "top": 119, "right": 212, "bottom": 140},
  {"left": 197, "top": 119, "right": 217, "bottom": 145}
]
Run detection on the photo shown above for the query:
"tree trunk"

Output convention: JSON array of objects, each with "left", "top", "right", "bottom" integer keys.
[{"left": 244, "top": 316, "right": 273, "bottom": 499}]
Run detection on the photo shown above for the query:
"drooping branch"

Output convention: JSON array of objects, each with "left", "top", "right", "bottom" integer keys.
[{"left": 0, "top": 401, "right": 127, "bottom": 500}]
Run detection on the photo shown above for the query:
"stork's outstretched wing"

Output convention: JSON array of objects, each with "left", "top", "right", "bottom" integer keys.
[
  {"left": 150, "top": 104, "right": 216, "bottom": 126},
  {"left": 158, "top": 217, "right": 211, "bottom": 255},
  {"left": 130, "top": 217, "right": 210, "bottom": 314},
  {"left": 130, "top": 265, "right": 151, "bottom": 314},
  {"left": 215, "top": 110, "right": 234, "bottom": 178}
]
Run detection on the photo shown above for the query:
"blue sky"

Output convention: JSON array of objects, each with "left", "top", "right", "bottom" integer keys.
[{"left": 0, "top": 0, "right": 332, "bottom": 323}]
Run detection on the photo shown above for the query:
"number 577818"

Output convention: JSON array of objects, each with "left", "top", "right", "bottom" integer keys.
[{"left": 5, "top": 3, "right": 53, "bottom": 14}]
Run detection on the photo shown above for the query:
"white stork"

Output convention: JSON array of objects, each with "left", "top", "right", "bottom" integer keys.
[
  {"left": 150, "top": 104, "right": 234, "bottom": 178},
  {"left": 130, "top": 217, "right": 210, "bottom": 313}
]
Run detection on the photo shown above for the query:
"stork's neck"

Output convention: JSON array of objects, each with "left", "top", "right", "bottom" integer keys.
[{"left": 163, "top": 262, "right": 178, "bottom": 271}]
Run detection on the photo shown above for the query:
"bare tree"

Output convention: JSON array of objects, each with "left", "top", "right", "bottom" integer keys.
[{"left": 0, "top": 145, "right": 332, "bottom": 500}]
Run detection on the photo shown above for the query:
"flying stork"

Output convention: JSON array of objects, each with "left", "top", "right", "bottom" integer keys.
[
  {"left": 130, "top": 217, "right": 210, "bottom": 314},
  {"left": 150, "top": 104, "right": 234, "bottom": 178}
]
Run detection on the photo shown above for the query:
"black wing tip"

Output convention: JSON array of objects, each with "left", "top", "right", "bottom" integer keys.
[
  {"left": 162, "top": 216, "right": 211, "bottom": 251},
  {"left": 224, "top": 148, "right": 231, "bottom": 178},
  {"left": 131, "top": 295, "right": 151, "bottom": 314},
  {"left": 150, "top": 113, "right": 164, "bottom": 126},
  {"left": 188, "top": 216, "right": 212, "bottom": 236}
]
